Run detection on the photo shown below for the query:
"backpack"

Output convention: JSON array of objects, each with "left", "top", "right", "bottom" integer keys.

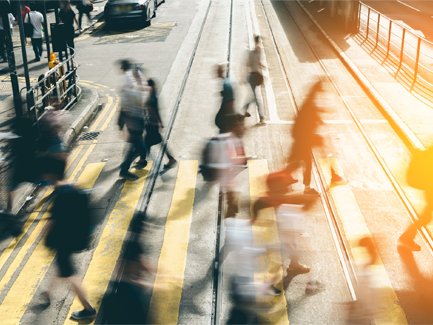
[
  {"left": 24, "top": 12, "right": 34, "bottom": 38},
  {"left": 407, "top": 147, "right": 433, "bottom": 190},
  {"left": 200, "top": 134, "right": 231, "bottom": 181},
  {"left": 46, "top": 185, "right": 92, "bottom": 252}
]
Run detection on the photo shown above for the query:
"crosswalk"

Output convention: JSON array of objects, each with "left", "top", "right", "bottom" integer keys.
[{"left": 0, "top": 154, "right": 420, "bottom": 324}]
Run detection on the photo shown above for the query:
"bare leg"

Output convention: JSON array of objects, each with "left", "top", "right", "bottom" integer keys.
[{"left": 69, "top": 276, "right": 94, "bottom": 311}]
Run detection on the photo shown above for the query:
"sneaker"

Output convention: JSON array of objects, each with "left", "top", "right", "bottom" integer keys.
[
  {"left": 134, "top": 159, "right": 148, "bottom": 169},
  {"left": 259, "top": 118, "right": 266, "bottom": 125},
  {"left": 331, "top": 169, "right": 347, "bottom": 185},
  {"left": 271, "top": 285, "right": 282, "bottom": 296},
  {"left": 398, "top": 238, "right": 421, "bottom": 251},
  {"left": 304, "top": 188, "right": 320, "bottom": 196},
  {"left": 119, "top": 171, "right": 138, "bottom": 180},
  {"left": 244, "top": 112, "right": 251, "bottom": 117},
  {"left": 71, "top": 308, "right": 96, "bottom": 320},
  {"left": 163, "top": 159, "right": 177, "bottom": 170},
  {"left": 287, "top": 263, "right": 310, "bottom": 274}
]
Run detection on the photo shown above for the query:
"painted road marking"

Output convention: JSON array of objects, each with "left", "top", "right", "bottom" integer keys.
[
  {"left": 64, "top": 164, "right": 152, "bottom": 324},
  {"left": 318, "top": 157, "right": 408, "bottom": 325},
  {"left": 146, "top": 160, "right": 198, "bottom": 324},
  {"left": 75, "top": 162, "right": 106, "bottom": 190},
  {"left": 0, "top": 160, "right": 107, "bottom": 324},
  {"left": 248, "top": 160, "right": 289, "bottom": 325},
  {"left": 93, "top": 22, "right": 176, "bottom": 45}
]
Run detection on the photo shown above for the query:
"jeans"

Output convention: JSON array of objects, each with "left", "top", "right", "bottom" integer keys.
[
  {"left": 31, "top": 38, "right": 43, "bottom": 60},
  {"left": 244, "top": 74, "right": 264, "bottom": 119},
  {"left": 78, "top": 11, "right": 91, "bottom": 28},
  {"left": 120, "top": 131, "right": 148, "bottom": 173}
]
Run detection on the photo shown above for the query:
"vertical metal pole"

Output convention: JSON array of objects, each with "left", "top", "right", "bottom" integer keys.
[
  {"left": 375, "top": 14, "right": 380, "bottom": 47},
  {"left": 16, "top": 0, "right": 31, "bottom": 91},
  {"left": 366, "top": 8, "right": 370, "bottom": 39},
  {"left": 41, "top": 0, "right": 51, "bottom": 63},
  {"left": 357, "top": 1, "right": 361, "bottom": 32},
  {"left": 399, "top": 29, "right": 406, "bottom": 69},
  {"left": 1, "top": 6, "right": 22, "bottom": 119},
  {"left": 387, "top": 20, "right": 392, "bottom": 57},
  {"left": 413, "top": 38, "right": 422, "bottom": 83}
]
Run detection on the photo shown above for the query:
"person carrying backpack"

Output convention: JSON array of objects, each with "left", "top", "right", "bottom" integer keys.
[
  {"left": 24, "top": 2, "right": 45, "bottom": 62},
  {"left": 44, "top": 175, "right": 96, "bottom": 320},
  {"left": 399, "top": 147, "right": 433, "bottom": 251}
]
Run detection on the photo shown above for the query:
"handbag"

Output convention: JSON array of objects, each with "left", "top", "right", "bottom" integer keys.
[{"left": 24, "top": 12, "right": 34, "bottom": 38}]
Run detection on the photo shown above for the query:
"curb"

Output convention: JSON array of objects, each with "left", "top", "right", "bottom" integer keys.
[
  {"left": 63, "top": 85, "right": 100, "bottom": 147},
  {"left": 295, "top": 0, "right": 425, "bottom": 151}
]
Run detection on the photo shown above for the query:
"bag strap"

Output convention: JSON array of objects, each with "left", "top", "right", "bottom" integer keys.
[{"left": 27, "top": 12, "right": 34, "bottom": 29}]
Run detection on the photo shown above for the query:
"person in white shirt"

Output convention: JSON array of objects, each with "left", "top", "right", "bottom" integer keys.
[
  {"left": 24, "top": 3, "right": 45, "bottom": 62},
  {"left": 0, "top": 13, "right": 16, "bottom": 62}
]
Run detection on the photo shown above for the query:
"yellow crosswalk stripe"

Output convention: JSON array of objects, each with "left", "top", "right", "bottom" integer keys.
[
  {"left": 63, "top": 164, "right": 153, "bottom": 324},
  {"left": 89, "top": 96, "right": 114, "bottom": 132},
  {"left": 76, "top": 163, "right": 106, "bottom": 190},
  {"left": 99, "top": 97, "right": 120, "bottom": 132},
  {"left": 146, "top": 160, "right": 198, "bottom": 325},
  {"left": 318, "top": 158, "right": 408, "bottom": 325},
  {"left": 248, "top": 159, "right": 290, "bottom": 325},
  {"left": 0, "top": 159, "right": 107, "bottom": 325}
]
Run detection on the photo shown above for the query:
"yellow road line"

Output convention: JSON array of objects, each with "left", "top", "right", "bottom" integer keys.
[
  {"left": 75, "top": 163, "right": 106, "bottom": 189},
  {"left": 146, "top": 161, "right": 198, "bottom": 325},
  {"left": 89, "top": 96, "right": 114, "bottom": 132},
  {"left": 0, "top": 158, "right": 108, "bottom": 324},
  {"left": 318, "top": 158, "right": 408, "bottom": 325},
  {"left": 64, "top": 163, "right": 153, "bottom": 324},
  {"left": 248, "top": 160, "right": 289, "bottom": 325},
  {"left": 99, "top": 97, "right": 120, "bottom": 131},
  {"left": 68, "top": 144, "right": 97, "bottom": 181}
]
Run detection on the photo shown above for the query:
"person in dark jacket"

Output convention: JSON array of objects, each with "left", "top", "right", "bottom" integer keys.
[{"left": 145, "top": 78, "right": 177, "bottom": 169}]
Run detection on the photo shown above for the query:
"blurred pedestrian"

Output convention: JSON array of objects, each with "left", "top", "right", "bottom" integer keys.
[
  {"left": 77, "top": 0, "right": 93, "bottom": 30},
  {"left": 118, "top": 64, "right": 149, "bottom": 180},
  {"left": 285, "top": 81, "right": 345, "bottom": 196},
  {"left": 59, "top": 1, "right": 80, "bottom": 52},
  {"left": 21, "top": 3, "right": 30, "bottom": 45},
  {"left": 215, "top": 63, "right": 236, "bottom": 133},
  {"left": 399, "top": 146, "right": 433, "bottom": 251},
  {"left": 0, "top": 12, "right": 16, "bottom": 62},
  {"left": 243, "top": 35, "right": 265, "bottom": 124},
  {"left": 44, "top": 171, "right": 96, "bottom": 320},
  {"left": 24, "top": 2, "right": 45, "bottom": 62},
  {"left": 145, "top": 78, "right": 177, "bottom": 169}
]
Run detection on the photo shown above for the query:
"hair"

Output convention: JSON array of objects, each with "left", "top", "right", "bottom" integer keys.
[
  {"left": 29, "top": 2, "right": 37, "bottom": 11},
  {"left": 119, "top": 59, "right": 131, "bottom": 71},
  {"left": 147, "top": 78, "right": 155, "bottom": 87},
  {"left": 254, "top": 35, "right": 261, "bottom": 43}
]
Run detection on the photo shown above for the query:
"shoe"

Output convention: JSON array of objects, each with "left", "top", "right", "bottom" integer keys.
[
  {"left": 119, "top": 171, "right": 138, "bottom": 180},
  {"left": 259, "top": 118, "right": 266, "bottom": 124},
  {"left": 163, "top": 159, "right": 177, "bottom": 169},
  {"left": 71, "top": 308, "right": 96, "bottom": 320},
  {"left": 35, "top": 58, "right": 41, "bottom": 62},
  {"left": 271, "top": 285, "right": 282, "bottom": 296},
  {"left": 244, "top": 112, "right": 251, "bottom": 117},
  {"left": 398, "top": 238, "right": 421, "bottom": 251},
  {"left": 331, "top": 169, "right": 347, "bottom": 185},
  {"left": 304, "top": 188, "right": 320, "bottom": 196},
  {"left": 287, "top": 263, "right": 310, "bottom": 274},
  {"left": 40, "top": 292, "right": 50, "bottom": 306},
  {"left": 134, "top": 159, "right": 148, "bottom": 169}
]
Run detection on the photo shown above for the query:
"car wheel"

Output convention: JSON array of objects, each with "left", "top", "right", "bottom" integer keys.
[{"left": 143, "top": 11, "right": 151, "bottom": 27}]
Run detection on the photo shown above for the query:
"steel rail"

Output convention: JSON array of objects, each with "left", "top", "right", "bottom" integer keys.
[
  {"left": 99, "top": 0, "right": 216, "bottom": 323},
  {"left": 286, "top": 0, "right": 433, "bottom": 256}
]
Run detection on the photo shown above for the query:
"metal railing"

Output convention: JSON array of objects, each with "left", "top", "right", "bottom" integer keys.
[
  {"left": 358, "top": 2, "right": 433, "bottom": 90},
  {"left": 26, "top": 47, "right": 78, "bottom": 130}
]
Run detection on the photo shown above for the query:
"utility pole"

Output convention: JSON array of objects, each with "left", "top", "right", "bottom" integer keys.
[{"left": 1, "top": 1, "right": 22, "bottom": 120}]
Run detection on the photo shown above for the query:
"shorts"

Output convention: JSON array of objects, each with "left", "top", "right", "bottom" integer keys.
[{"left": 56, "top": 250, "right": 75, "bottom": 278}]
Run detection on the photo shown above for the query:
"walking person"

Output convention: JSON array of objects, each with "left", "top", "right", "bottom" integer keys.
[
  {"left": 243, "top": 35, "right": 265, "bottom": 124},
  {"left": 215, "top": 63, "right": 236, "bottom": 133},
  {"left": 118, "top": 65, "right": 149, "bottom": 180},
  {"left": 24, "top": 2, "right": 45, "bottom": 62},
  {"left": 0, "top": 12, "right": 16, "bottom": 62},
  {"left": 21, "top": 3, "right": 30, "bottom": 45},
  {"left": 77, "top": 0, "right": 93, "bottom": 30},
  {"left": 144, "top": 78, "right": 177, "bottom": 169},
  {"left": 59, "top": 1, "right": 80, "bottom": 52},
  {"left": 44, "top": 171, "right": 96, "bottom": 320},
  {"left": 398, "top": 146, "right": 433, "bottom": 251}
]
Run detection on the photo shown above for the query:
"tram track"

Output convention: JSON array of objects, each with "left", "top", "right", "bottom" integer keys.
[{"left": 258, "top": 0, "right": 433, "bottom": 320}]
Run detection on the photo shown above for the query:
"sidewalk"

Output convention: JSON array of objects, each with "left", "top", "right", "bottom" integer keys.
[
  {"left": 0, "top": 84, "right": 100, "bottom": 213},
  {"left": 298, "top": 0, "right": 433, "bottom": 149}
]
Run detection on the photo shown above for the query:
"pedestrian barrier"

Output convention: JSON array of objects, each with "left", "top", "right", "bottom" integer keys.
[
  {"left": 357, "top": 2, "right": 433, "bottom": 93},
  {"left": 26, "top": 47, "right": 78, "bottom": 130}
]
